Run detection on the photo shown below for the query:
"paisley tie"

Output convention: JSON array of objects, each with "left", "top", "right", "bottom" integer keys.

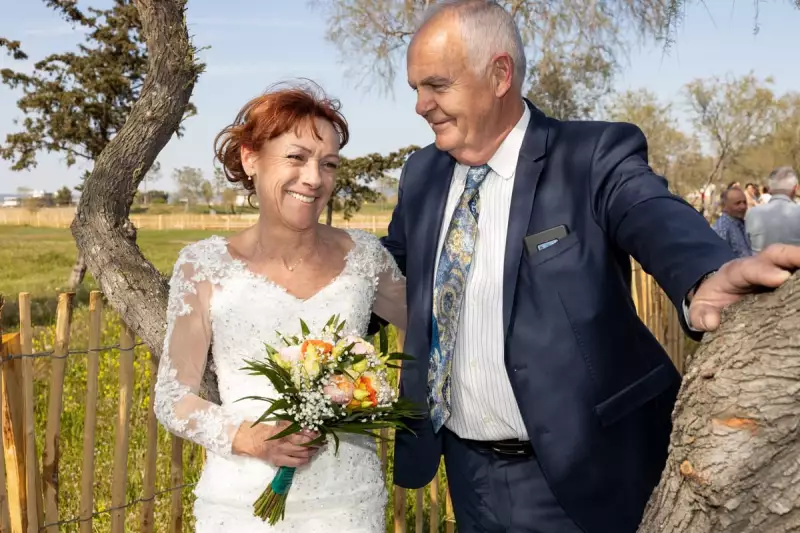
[{"left": 428, "top": 164, "right": 491, "bottom": 432}]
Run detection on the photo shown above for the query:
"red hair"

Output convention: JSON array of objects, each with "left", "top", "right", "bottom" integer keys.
[{"left": 214, "top": 81, "right": 349, "bottom": 192}]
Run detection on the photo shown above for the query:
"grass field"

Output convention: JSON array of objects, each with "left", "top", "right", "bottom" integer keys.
[
  {"left": 1, "top": 224, "right": 446, "bottom": 533},
  {"left": 0, "top": 225, "right": 387, "bottom": 329}
]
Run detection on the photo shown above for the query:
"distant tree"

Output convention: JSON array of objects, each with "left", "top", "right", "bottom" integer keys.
[
  {"left": 140, "top": 160, "right": 162, "bottom": 204},
  {"left": 684, "top": 73, "right": 778, "bottom": 209},
  {"left": 328, "top": 145, "right": 418, "bottom": 225},
  {"left": 173, "top": 166, "right": 208, "bottom": 206},
  {"left": 730, "top": 91, "right": 800, "bottom": 183},
  {"left": 15, "top": 186, "right": 32, "bottom": 197},
  {"left": 315, "top": 0, "right": 664, "bottom": 96},
  {"left": 0, "top": 0, "right": 199, "bottom": 288},
  {"left": 605, "top": 89, "right": 707, "bottom": 196},
  {"left": 213, "top": 166, "right": 238, "bottom": 213},
  {"left": 141, "top": 190, "right": 169, "bottom": 204},
  {"left": 55, "top": 186, "right": 73, "bottom": 206},
  {"left": 200, "top": 180, "right": 214, "bottom": 206}
]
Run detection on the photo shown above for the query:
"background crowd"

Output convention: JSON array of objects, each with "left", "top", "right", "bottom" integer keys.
[{"left": 712, "top": 166, "right": 800, "bottom": 257}]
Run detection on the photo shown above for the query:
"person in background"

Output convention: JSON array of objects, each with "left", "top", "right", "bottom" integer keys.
[
  {"left": 712, "top": 187, "right": 753, "bottom": 258},
  {"left": 745, "top": 182, "right": 760, "bottom": 207},
  {"left": 746, "top": 167, "right": 800, "bottom": 252},
  {"left": 759, "top": 184, "right": 772, "bottom": 204}
]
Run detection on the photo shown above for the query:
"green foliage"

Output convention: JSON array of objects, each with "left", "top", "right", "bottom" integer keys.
[
  {"left": 684, "top": 72, "right": 780, "bottom": 192},
  {"left": 55, "top": 186, "right": 73, "bottom": 206},
  {"left": 172, "top": 166, "right": 211, "bottom": 206},
  {"left": 527, "top": 48, "right": 614, "bottom": 120},
  {"left": 330, "top": 145, "right": 419, "bottom": 222},
  {"left": 605, "top": 88, "right": 707, "bottom": 196},
  {"left": 0, "top": 0, "right": 198, "bottom": 183}
]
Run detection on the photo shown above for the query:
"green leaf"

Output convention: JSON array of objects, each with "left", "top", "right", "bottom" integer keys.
[
  {"left": 268, "top": 422, "right": 302, "bottom": 441},
  {"left": 299, "top": 432, "right": 328, "bottom": 448},
  {"left": 379, "top": 323, "right": 388, "bottom": 355},
  {"left": 300, "top": 319, "right": 310, "bottom": 336},
  {"left": 330, "top": 430, "right": 341, "bottom": 454}
]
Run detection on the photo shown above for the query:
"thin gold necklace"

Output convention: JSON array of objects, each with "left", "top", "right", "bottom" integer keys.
[{"left": 282, "top": 248, "right": 314, "bottom": 272}]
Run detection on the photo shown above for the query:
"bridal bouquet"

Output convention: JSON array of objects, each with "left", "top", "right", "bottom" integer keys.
[{"left": 239, "top": 315, "right": 421, "bottom": 524}]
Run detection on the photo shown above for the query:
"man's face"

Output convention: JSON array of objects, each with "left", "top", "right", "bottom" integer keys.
[
  {"left": 406, "top": 17, "right": 497, "bottom": 162},
  {"left": 724, "top": 189, "right": 748, "bottom": 219}
]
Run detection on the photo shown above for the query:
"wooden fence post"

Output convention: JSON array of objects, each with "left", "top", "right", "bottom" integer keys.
[
  {"left": 79, "top": 292, "right": 102, "bottom": 533},
  {"left": 110, "top": 325, "right": 135, "bottom": 533},
  {"left": 169, "top": 436, "right": 184, "bottom": 533},
  {"left": 42, "top": 293, "right": 74, "bottom": 533},
  {"left": 429, "top": 473, "right": 439, "bottom": 533},
  {"left": 140, "top": 354, "right": 159, "bottom": 533},
  {"left": 17, "top": 294, "right": 41, "bottom": 531},
  {"left": 2, "top": 332, "right": 28, "bottom": 533}
]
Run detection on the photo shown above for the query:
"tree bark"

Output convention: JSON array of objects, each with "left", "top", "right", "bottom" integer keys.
[
  {"left": 70, "top": 0, "right": 219, "bottom": 402},
  {"left": 639, "top": 274, "right": 800, "bottom": 532},
  {"left": 326, "top": 200, "right": 334, "bottom": 225},
  {"left": 66, "top": 250, "right": 87, "bottom": 290}
]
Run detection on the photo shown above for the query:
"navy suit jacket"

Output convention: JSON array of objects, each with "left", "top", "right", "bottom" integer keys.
[{"left": 381, "top": 102, "right": 736, "bottom": 532}]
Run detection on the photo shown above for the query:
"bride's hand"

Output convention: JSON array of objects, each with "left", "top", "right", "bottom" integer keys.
[{"left": 232, "top": 421, "right": 322, "bottom": 467}]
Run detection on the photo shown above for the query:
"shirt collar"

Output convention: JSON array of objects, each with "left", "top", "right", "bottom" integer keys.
[
  {"left": 485, "top": 103, "right": 531, "bottom": 180},
  {"left": 722, "top": 212, "right": 744, "bottom": 225},
  {"left": 771, "top": 194, "right": 793, "bottom": 203}
]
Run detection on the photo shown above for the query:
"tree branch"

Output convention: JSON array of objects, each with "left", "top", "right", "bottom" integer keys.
[
  {"left": 71, "top": 0, "right": 216, "bottom": 397},
  {"left": 639, "top": 273, "right": 800, "bottom": 532}
]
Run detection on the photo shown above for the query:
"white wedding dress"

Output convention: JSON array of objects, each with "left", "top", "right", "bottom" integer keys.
[{"left": 154, "top": 229, "right": 406, "bottom": 532}]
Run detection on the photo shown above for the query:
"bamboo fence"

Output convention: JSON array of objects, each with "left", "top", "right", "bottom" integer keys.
[
  {"left": 0, "top": 265, "right": 685, "bottom": 532},
  {"left": 0, "top": 208, "right": 393, "bottom": 233}
]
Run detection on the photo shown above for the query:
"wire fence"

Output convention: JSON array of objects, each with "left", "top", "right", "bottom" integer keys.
[
  {"left": 1, "top": 342, "right": 147, "bottom": 362},
  {"left": 0, "top": 291, "right": 198, "bottom": 533},
  {"left": 39, "top": 482, "right": 197, "bottom": 531},
  {"left": 1, "top": 268, "right": 686, "bottom": 532}
]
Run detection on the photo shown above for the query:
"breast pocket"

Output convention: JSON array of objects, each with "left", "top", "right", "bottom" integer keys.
[{"left": 523, "top": 231, "right": 580, "bottom": 268}]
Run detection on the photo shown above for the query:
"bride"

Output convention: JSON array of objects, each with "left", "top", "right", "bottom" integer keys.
[{"left": 154, "top": 83, "right": 406, "bottom": 532}]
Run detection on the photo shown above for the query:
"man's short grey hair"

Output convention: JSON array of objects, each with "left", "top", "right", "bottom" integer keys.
[
  {"left": 767, "top": 166, "right": 799, "bottom": 194},
  {"left": 418, "top": 0, "right": 526, "bottom": 91}
]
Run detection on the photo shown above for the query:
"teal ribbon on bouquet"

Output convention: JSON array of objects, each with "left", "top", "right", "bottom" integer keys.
[
  {"left": 254, "top": 466, "right": 297, "bottom": 523},
  {"left": 270, "top": 466, "right": 295, "bottom": 495}
]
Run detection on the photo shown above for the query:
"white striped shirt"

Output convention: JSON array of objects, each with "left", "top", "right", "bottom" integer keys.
[{"left": 436, "top": 105, "right": 531, "bottom": 441}]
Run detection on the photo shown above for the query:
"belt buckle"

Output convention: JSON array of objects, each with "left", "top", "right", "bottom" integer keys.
[{"left": 490, "top": 443, "right": 524, "bottom": 456}]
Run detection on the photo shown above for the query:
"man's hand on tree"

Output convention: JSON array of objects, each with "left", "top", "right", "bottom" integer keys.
[{"left": 689, "top": 244, "right": 800, "bottom": 331}]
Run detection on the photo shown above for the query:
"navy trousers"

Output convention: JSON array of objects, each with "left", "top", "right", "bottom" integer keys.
[{"left": 444, "top": 430, "right": 584, "bottom": 533}]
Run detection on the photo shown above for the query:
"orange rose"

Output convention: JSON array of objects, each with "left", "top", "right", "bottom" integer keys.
[
  {"left": 348, "top": 373, "right": 378, "bottom": 409},
  {"left": 301, "top": 339, "right": 333, "bottom": 357}
]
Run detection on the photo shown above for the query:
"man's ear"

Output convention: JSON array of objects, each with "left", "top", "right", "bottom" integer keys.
[{"left": 491, "top": 53, "right": 514, "bottom": 98}]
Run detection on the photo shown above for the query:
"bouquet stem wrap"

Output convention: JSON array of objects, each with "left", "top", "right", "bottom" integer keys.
[{"left": 253, "top": 466, "right": 296, "bottom": 523}]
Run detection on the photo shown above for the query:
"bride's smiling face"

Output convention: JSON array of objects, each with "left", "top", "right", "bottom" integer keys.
[{"left": 241, "top": 118, "right": 341, "bottom": 231}]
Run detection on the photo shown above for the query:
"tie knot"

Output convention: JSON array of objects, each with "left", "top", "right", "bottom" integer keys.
[{"left": 465, "top": 164, "right": 490, "bottom": 191}]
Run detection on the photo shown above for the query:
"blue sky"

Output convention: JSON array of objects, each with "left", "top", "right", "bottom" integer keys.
[{"left": 0, "top": 0, "right": 798, "bottom": 193}]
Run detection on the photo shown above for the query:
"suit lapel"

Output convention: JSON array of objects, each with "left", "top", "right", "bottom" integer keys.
[
  {"left": 503, "top": 103, "right": 550, "bottom": 335},
  {"left": 415, "top": 151, "right": 456, "bottom": 344}
]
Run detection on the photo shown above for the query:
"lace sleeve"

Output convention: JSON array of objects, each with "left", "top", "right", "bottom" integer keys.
[
  {"left": 373, "top": 243, "right": 407, "bottom": 330},
  {"left": 154, "top": 248, "right": 245, "bottom": 457}
]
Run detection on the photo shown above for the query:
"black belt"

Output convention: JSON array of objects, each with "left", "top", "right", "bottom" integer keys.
[{"left": 465, "top": 438, "right": 534, "bottom": 458}]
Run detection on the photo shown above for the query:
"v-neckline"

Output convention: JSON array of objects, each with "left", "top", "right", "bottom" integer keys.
[{"left": 219, "top": 231, "right": 359, "bottom": 303}]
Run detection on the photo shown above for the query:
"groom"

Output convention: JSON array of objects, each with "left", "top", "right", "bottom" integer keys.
[{"left": 375, "top": 1, "right": 800, "bottom": 532}]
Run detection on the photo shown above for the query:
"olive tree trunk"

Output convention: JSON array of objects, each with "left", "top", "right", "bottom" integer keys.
[
  {"left": 70, "top": 0, "right": 219, "bottom": 401},
  {"left": 639, "top": 274, "right": 800, "bottom": 532}
]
